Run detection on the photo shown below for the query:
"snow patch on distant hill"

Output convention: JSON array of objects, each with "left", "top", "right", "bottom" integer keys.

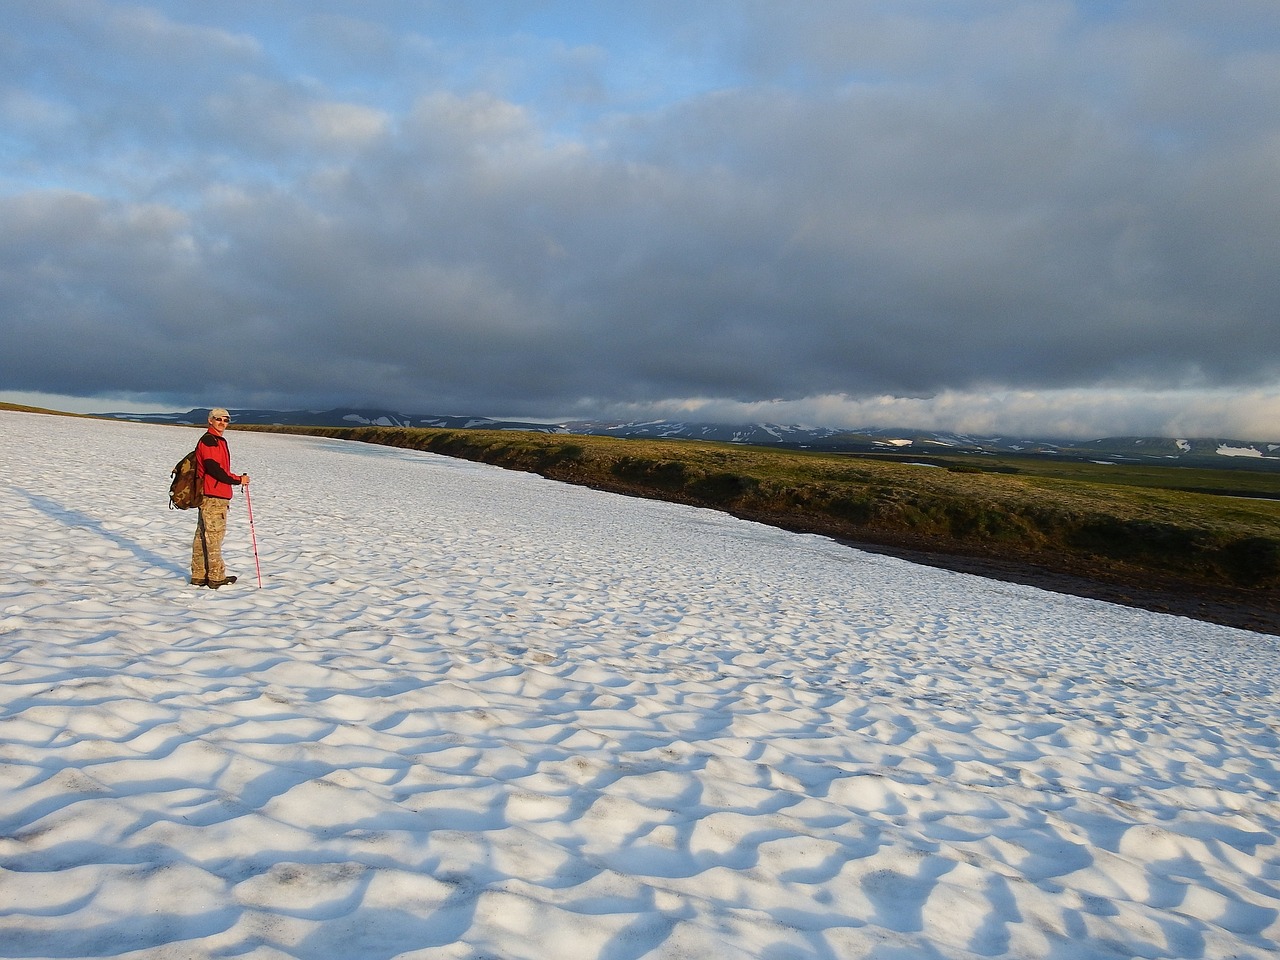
[
  {"left": 342, "top": 413, "right": 403, "bottom": 427},
  {"left": 1218, "top": 444, "right": 1264, "bottom": 458}
]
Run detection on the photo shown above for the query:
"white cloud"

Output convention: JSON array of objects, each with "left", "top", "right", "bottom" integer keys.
[
  {"left": 0, "top": 87, "right": 75, "bottom": 133},
  {"left": 205, "top": 77, "right": 390, "bottom": 154},
  {"left": 102, "top": 3, "right": 261, "bottom": 63}
]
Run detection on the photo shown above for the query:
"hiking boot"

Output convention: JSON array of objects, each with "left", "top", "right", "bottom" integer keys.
[
  {"left": 190, "top": 577, "right": 207, "bottom": 586},
  {"left": 207, "top": 576, "right": 238, "bottom": 589}
]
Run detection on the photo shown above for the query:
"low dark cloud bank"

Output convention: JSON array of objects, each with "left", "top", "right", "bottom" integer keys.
[{"left": 2, "top": 2, "right": 1279, "bottom": 436}]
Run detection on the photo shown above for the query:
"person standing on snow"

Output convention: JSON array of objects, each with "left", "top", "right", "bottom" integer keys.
[{"left": 191, "top": 408, "right": 250, "bottom": 588}]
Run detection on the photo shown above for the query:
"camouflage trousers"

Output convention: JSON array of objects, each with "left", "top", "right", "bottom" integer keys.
[{"left": 191, "top": 497, "right": 230, "bottom": 583}]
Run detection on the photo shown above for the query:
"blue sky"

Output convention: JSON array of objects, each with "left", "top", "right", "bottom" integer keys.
[{"left": 3, "top": 1, "right": 1279, "bottom": 438}]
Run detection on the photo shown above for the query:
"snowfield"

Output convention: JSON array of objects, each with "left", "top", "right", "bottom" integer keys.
[{"left": 2, "top": 410, "right": 1279, "bottom": 959}]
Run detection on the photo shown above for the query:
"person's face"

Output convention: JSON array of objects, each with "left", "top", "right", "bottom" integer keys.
[{"left": 209, "top": 414, "right": 229, "bottom": 435}]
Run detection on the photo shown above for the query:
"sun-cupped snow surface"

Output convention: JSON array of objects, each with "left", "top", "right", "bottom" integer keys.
[{"left": 1, "top": 410, "right": 1278, "bottom": 960}]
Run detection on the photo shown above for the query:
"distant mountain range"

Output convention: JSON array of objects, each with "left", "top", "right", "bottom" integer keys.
[{"left": 103, "top": 406, "right": 1280, "bottom": 469}]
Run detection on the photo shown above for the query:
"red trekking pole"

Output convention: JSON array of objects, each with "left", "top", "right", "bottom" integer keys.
[{"left": 244, "top": 484, "right": 262, "bottom": 588}]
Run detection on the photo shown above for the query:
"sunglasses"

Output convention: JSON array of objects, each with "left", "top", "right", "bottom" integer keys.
[{"left": 212, "top": 417, "right": 230, "bottom": 423}]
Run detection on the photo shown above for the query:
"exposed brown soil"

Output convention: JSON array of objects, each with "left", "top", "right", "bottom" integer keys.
[
  {"left": 570, "top": 472, "right": 1280, "bottom": 636},
  {"left": 840, "top": 539, "right": 1280, "bottom": 637}
]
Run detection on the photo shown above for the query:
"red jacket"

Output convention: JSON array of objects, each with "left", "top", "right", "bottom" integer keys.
[{"left": 196, "top": 432, "right": 241, "bottom": 500}]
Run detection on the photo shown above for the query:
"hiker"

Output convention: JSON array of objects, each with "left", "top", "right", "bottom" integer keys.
[{"left": 191, "top": 408, "right": 250, "bottom": 588}]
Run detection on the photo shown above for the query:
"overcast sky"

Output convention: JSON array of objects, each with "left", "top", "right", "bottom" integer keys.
[{"left": 3, "top": 1, "right": 1279, "bottom": 438}]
